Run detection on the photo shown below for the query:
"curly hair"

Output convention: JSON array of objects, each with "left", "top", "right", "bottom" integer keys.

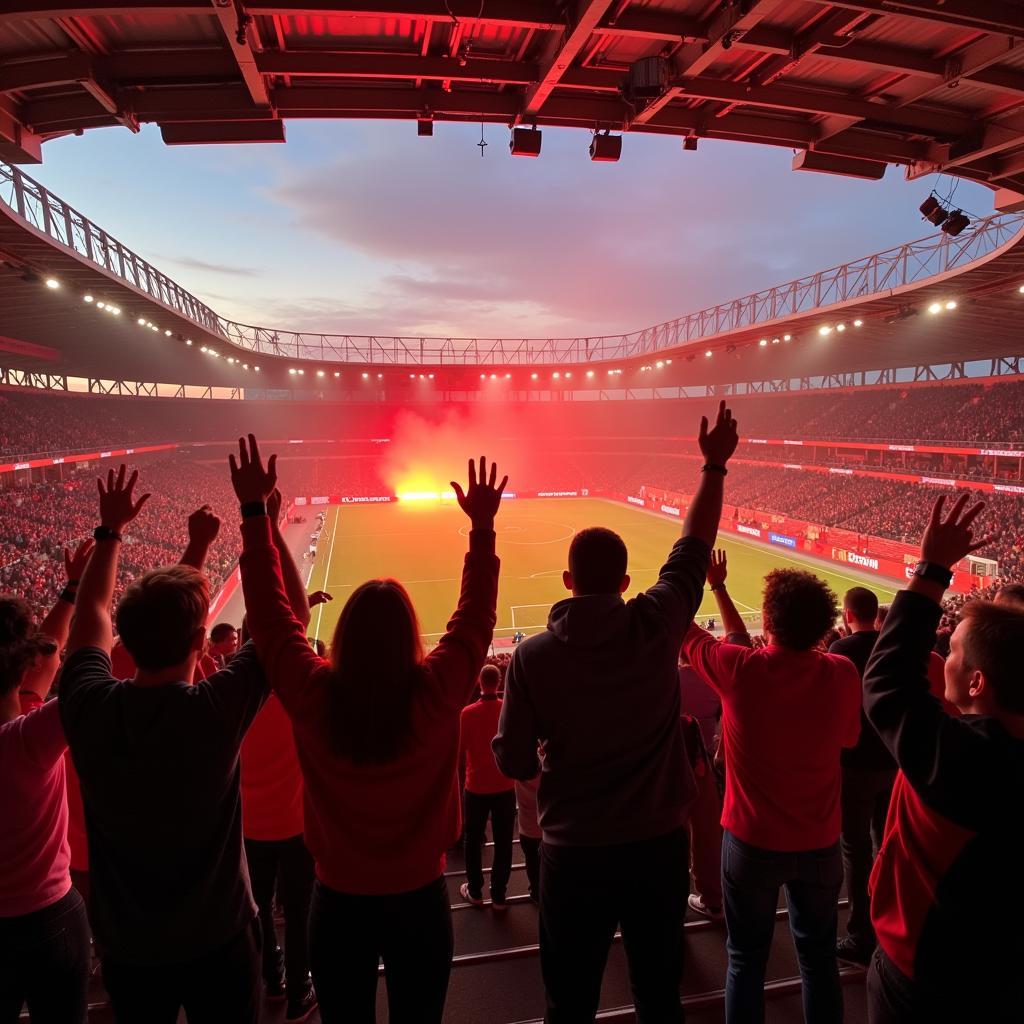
[
  {"left": 0, "top": 596, "right": 39, "bottom": 695},
  {"left": 762, "top": 570, "right": 840, "bottom": 651}
]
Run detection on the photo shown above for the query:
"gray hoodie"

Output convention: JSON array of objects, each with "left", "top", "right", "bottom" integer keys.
[{"left": 493, "top": 536, "right": 709, "bottom": 846}]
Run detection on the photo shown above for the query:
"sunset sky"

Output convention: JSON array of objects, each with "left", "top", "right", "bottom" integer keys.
[{"left": 34, "top": 120, "right": 992, "bottom": 340}]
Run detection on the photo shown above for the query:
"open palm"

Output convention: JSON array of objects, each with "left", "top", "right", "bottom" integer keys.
[{"left": 451, "top": 457, "right": 507, "bottom": 528}]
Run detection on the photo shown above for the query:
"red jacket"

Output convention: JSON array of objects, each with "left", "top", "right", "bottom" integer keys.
[
  {"left": 240, "top": 516, "right": 499, "bottom": 894},
  {"left": 460, "top": 697, "right": 513, "bottom": 795},
  {"left": 240, "top": 695, "right": 304, "bottom": 842}
]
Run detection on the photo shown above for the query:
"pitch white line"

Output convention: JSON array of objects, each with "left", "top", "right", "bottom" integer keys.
[{"left": 312, "top": 506, "right": 340, "bottom": 643}]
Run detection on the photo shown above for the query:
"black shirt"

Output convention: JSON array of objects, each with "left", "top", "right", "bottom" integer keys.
[
  {"left": 59, "top": 642, "right": 268, "bottom": 965},
  {"left": 829, "top": 630, "right": 895, "bottom": 771}
]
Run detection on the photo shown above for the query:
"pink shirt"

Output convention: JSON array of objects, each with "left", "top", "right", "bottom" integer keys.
[{"left": 0, "top": 701, "right": 72, "bottom": 917}]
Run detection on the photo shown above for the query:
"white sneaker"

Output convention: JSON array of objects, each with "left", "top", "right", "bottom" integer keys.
[
  {"left": 459, "top": 882, "right": 484, "bottom": 907},
  {"left": 688, "top": 893, "right": 724, "bottom": 920}
]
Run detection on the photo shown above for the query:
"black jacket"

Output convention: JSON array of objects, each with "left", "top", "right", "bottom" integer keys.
[{"left": 492, "top": 536, "right": 708, "bottom": 846}]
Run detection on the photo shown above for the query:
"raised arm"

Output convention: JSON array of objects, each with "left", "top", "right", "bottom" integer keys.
[
  {"left": 864, "top": 494, "right": 998, "bottom": 825},
  {"left": 179, "top": 504, "right": 221, "bottom": 571},
  {"left": 231, "top": 436, "right": 324, "bottom": 716},
  {"left": 268, "top": 487, "right": 312, "bottom": 629},
  {"left": 641, "top": 403, "right": 738, "bottom": 637},
  {"left": 682, "top": 400, "right": 738, "bottom": 548},
  {"left": 425, "top": 457, "right": 504, "bottom": 706},
  {"left": 706, "top": 549, "right": 750, "bottom": 640},
  {"left": 66, "top": 465, "right": 150, "bottom": 658}
]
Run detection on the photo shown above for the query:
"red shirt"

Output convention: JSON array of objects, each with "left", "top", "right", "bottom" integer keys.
[
  {"left": 682, "top": 625, "right": 861, "bottom": 851},
  {"left": 460, "top": 697, "right": 513, "bottom": 795},
  {"left": 0, "top": 701, "right": 71, "bottom": 916},
  {"left": 240, "top": 515, "right": 499, "bottom": 895},
  {"left": 241, "top": 695, "right": 304, "bottom": 841}
]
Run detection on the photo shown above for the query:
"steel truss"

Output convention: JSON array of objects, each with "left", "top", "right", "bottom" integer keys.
[{"left": 3, "top": 158, "right": 1024, "bottom": 367}]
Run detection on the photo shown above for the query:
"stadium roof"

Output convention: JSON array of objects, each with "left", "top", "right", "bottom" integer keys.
[
  {"left": 3, "top": 156, "right": 1024, "bottom": 390},
  {"left": 4, "top": 1, "right": 1024, "bottom": 197}
]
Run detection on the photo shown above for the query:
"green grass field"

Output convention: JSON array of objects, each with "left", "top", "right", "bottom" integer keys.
[{"left": 303, "top": 498, "right": 898, "bottom": 645}]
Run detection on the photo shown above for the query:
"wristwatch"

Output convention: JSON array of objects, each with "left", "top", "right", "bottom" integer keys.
[
  {"left": 912, "top": 561, "right": 953, "bottom": 587},
  {"left": 93, "top": 525, "right": 122, "bottom": 543}
]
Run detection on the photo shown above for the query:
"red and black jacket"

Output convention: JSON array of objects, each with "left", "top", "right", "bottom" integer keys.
[{"left": 863, "top": 590, "right": 1024, "bottom": 1014}]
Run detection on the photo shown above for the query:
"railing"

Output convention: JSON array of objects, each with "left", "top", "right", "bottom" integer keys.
[{"left": 3, "top": 157, "right": 1024, "bottom": 366}]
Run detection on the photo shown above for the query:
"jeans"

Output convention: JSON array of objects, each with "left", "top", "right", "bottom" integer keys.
[
  {"left": 464, "top": 788, "right": 516, "bottom": 901},
  {"left": 520, "top": 834, "right": 541, "bottom": 900},
  {"left": 539, "top": 827, "right": 688, "bottom": 1024},
  {"left": 840, "top": 767, "right": 895, "bottom": 948},
  {"left": 722, "top": 830, "right": 843, "bottom": 1024},
  {"left": 102, "top": 919, "right": 261, "bottom": 1024},
  {"left": 244, "top": 833, "right": 315, "bottom": 993},
  {"left": 309, "top": 875, "right": 453, "bottom": 1024},
  {"left": 0, "top": 888, "right": 90, "bottom": 1024}
]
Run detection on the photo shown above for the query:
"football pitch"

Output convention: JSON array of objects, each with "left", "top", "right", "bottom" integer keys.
[{"left": 303, "top": 499, "right": 898, "bottom": 646}]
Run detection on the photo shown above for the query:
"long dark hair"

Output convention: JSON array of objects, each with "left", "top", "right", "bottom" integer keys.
[{"left": 328, "top": 578, "right": 425, "bottom": 764}]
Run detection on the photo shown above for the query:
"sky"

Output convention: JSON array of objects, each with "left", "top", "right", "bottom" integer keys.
[{"left": 31, "top": 120, "right": 992, "bottom": 340}]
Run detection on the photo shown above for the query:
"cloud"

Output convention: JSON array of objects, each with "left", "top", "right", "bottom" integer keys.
[{"left": 157, "top": 254, "right": 261, "bottom": 277}]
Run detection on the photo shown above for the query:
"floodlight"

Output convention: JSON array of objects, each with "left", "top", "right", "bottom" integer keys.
[
  {"left": 45, "top": 278, "right": 59, "bottom": 289},
  {"left": 941, "top": 210, "right": 970, "bottom": 237},
  {"left": 417, "top": 118, "right": 434, "bottom": 137},
  {"left": 759, "top": 339, "right": 768, "bottom": 347},
  {"left": 945, "top": 300, "right": 957, "bottom": 310},
  {"left": 928, "top": 302, "right": 943, "bottom": 314},
  {"left": 920, "top": 196, "right": 949, "bottom": 226},
  {"left": 510, "top": 127, "right": 542, "bottom": 157},
  {"left": 589, "top": 133, "right": 621, "bottom": 162}
]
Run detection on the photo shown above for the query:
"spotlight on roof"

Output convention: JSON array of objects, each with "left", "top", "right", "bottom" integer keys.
[
  {"left": 853, "top": 319, "right": 863, "bottom": 327},
  {"left": 376, "top": 373, "right": 383, "bottom": 379},
  {"left": 586, "top": 370, "right": 595, "bottom": 378},
  {"left": 138, "top": 317, "right": 146, "bottom": 325},
  {"left": 505, "top": 373, "right": 511, "bottom": 379},
  {"left": 201, "top": 347, "right": 209, "bottom": 354},
  {"left": 919, "top": 196, "right": 949, "bottom": 226},
  {"left": 97, "top": 302, "right": 106, "bottom": 309},
  {"left": 589, "top": 132, "right": 622, "bottom": 163},
  {"left": 164, "top": 329, "right": 172, "bottom": 336},
  {"left": 704, "top": 350, "right": 712, "bottom": 358},
  {"left": 428, "top": 373, "right": 434, "bottom": 379},
  {"left": 564, "top": 371, "right": 572, "bottom": 378},
  {"left": 656, "top": 360, "right": 664, "bottom": 368},
  {"left": 836, "top": 323, "right": 846, "bottom": 332},
  {"left": 334, "top": 371, "right": 341, "bottom": 378},
  {"left": 682, "top": 136, "right": 699, "bottom": 152},
  {"left": 941, "top": 210, "right": 970, "bottom": 237},
  {"left": 928, "top": 301, "right": 943, "bottom": 314},
  {"left": 362, "top": 372, "right": 369, "bottom": 379},
  {"left": 945, "top": 300, "right": 957, "bottom": 310},
  {"left": 316, "top": 369, "right": 325, "bottom": 377},
  {"left": 417, "top": 118, "right": 434, "bottom": 137},
  {"left": 1019, "top": 284, "right": 1024, "bottom": 294},
  {"left": 83, "top": 294, "right": 94, "bottom": 303},
  {"left": 185, "top": 339, "right": 192, "bottom": 345},
  {"left": 510, "top": 126, "right": 542, "bottom": 157},
  {"left": 44, "top": 278, "right": 60, "bottom": 289},
  {"left": 818, "top": 325, "right": 832, "bottom": 336},
  {"left": 783, "top": 334, "right": 791, "bottom": 341},
  {"left": 254, "top": 366, "right": 260, "bottom": 372},
  {"left": 759, "top": 338, "right": 768, "bottom": 347},
  {"left": 553, "top": 372, "right": 561, "bottom": 379},
  {"left": 531, "top": 372, "right": 538, "bottom": 380}
]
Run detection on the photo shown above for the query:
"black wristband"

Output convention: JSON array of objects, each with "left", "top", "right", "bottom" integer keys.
[
  {"left": 702, "top": 463, "right": 728, "bottom": 476},
  {"left": 240, "top": 500, "right": 268, "bottom": 519},
  {"left": 59, "top": 586, "right": 77, "bottom": 605},
  {"left": 912, "top": 561, "right": 953, "bottom": 587},
  {"left": 710, "top": 583, "right": 727, "bottom": 593},
  {"left": 93, "top": 525, "right": 122, "bottom": 543}
]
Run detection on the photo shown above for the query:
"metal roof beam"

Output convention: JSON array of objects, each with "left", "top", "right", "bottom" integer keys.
[
  {"left": 807, "top": 0, "right": 1024, "bottom": 37},
  {"left": 0, "top": 53, "right": 95, "bottom": 93},
  {"left": 592, "top": 9, "right": 706, "bottom": 44},
  {"left": 209, "top": 0, "right": 270, "bottom": 107},
  {"left": 631, "top": 0, "right": 786, "bottom": 126},
  {"left": 0, "top": 0, "right": 210, "bottom": 20},
  {"left": 519, "top": 0, "right": 617, "bottom": 121},
  {"left": 256, "top": 51, "right": 539, "bottom": 87},
  {"left": 243, "top": 0, "right": 562, "bottom": 30},
  {"left": 271, "top": 85, "right": 521, "bottom": 118}
]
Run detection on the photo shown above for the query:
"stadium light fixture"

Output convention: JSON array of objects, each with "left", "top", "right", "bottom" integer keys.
[
  {"left": 297, "top": 368, "right": 304, "bottom": 374},
  {"left": 853, "top": 319, "right": 863, "bottom": 327},
  {"left": 111, "top": 307, "right": 121, "bottom": 315},
  {"left": 818, "top": 325, "right": 832, "bottom": 336},
  {"left": 334, "top": 371, "right": 340, "bottom": 378},
  {"left": 254, "top": 366, "right": 260, "bottom": 373},
  {"left": 362, "top": 372, "right": 369, "bottom": 379},
  {"left": 316, "top": 370, "right": 325, "bottom": 377},
  {"left": 665, "top": 359, "right": 672, "bottom": 365},
  {"left": 480, "top": 374, "right": 486, "bottom": 380},
  {"left": 656, "top": 360, "right": 664, "bottom": 368},
  {"left": 97, "top": 302, "right": 105, "bottom": 309},
  {"left": 772, "top": 337, "right": 781, "bottom": 345},
  {"left": 505, "top": 373, "right": 511, "bottom": 379},
  {"left": 45, "top": 278, "right": 60, "bottom": 289},
  {"left": 945, "top": 300, "right": 957, "bottom": 310},
  {"left": 490, "top": 373, "right": 497, "bottom": 380},
  {"left": 377, "top": 373, "right": 383, "bottom": 379},
  {"left": 836, "top": 323, "right": 846, "bottom": 332},
  {"left": 242, "top": 363, "right": 248, "bottom": 370},
  {"left": 288, "top": 367, "right": 295, "bottom": 374},
  {"left": 164, "top": 329, "right": 172, "bottom": 336},
  {"left": 1019, "top": 284, "right": 1024, "bottom": 294},
  {"left": 227, "top": 357, "right": 235, "bottom": 364},
  {"left": 83, "top": 294, "right": 93, "bottom": 303},
  {"left": 201, "top": 346, "right": 209, "bottom": 354},
  {"left": 531, "top": 372, "right": 538, "bottom": 380},
  {"left": 759, "top": 339, "right": 768, "bottom": 347},
  {"left": 185, "top": 339, "right": 192, "bottom": 345},
  {"left": 553, "top": 372, "right": 561, "bottom": 379},
  {"left": 510, "top": 126, "right": 542, "bottom": 157},
  {"left": 942, "top": 211, "right": 970, "bottom": 237},
  {"left": 137, "top": 317, "right": 146, "bottom": 325},
  {"left": 704, "top": 350, "right": 712, "bottom": 358},
  {"left": 409, "top": 373, "right": 416, "bottom": 379},
  {"left": 586, "top": 370, "right": 595, "bottom": 378},
  {"left": 783, "top": 334, "right": 791, "bottom": 341},
  {"left": 589, "top": 132, "right": 621, "bottom": 162},
  {"left": 928, "top": 301, "right": 943, "bottom": 314},
  {"left": 428, "top": 373, "right": 434, "bottom": 380},
  {"left": 565, "top": 372, "right": 572, "bottom": 378}
]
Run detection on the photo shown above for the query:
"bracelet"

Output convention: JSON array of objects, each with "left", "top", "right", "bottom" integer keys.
[
  {"left": 710, "top": 583, "right": 727, "bottom": 593},
  {"left": 702, "top": 463, "right": 728, "bottom": 476},
  {"left": 93, "top": 525, "right": 122, "bottom": 543},
  {"left": 240, "top": 500, "right": 268, "bottom": 519},
  {"left": 58, "top": 586, "right": 77, "bottom": 605}
]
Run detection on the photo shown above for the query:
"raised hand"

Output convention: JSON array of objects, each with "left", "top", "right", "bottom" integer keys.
[
  {"left": 698, "top": 400, "right": 739, "bottom": 466},
  {"left": 451, "top": 456, "right": 507, "bottom": 529},
  {"left": 308, "top": 590, "right": 333, "bottom": 608},
  {"left": 707, "top": 549, "right": 728, "bottom": 588},
  {"left": 921, "top": 493, "right": 993, "bottom": 570},
  {"left": 267, "top": 488, "right": 283, "bottom": 527},
  {"left": 63, "top": 538, "right": 95, "bottom": 583},
  {"left": 98, "top": 465, "right": 151, "bottom": 533},
  {"left": 188, "top": 504, "right": 222, "bottom": 547},
  {"left": 229, "top": 434, "right": 278, "bottom": 505}
]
